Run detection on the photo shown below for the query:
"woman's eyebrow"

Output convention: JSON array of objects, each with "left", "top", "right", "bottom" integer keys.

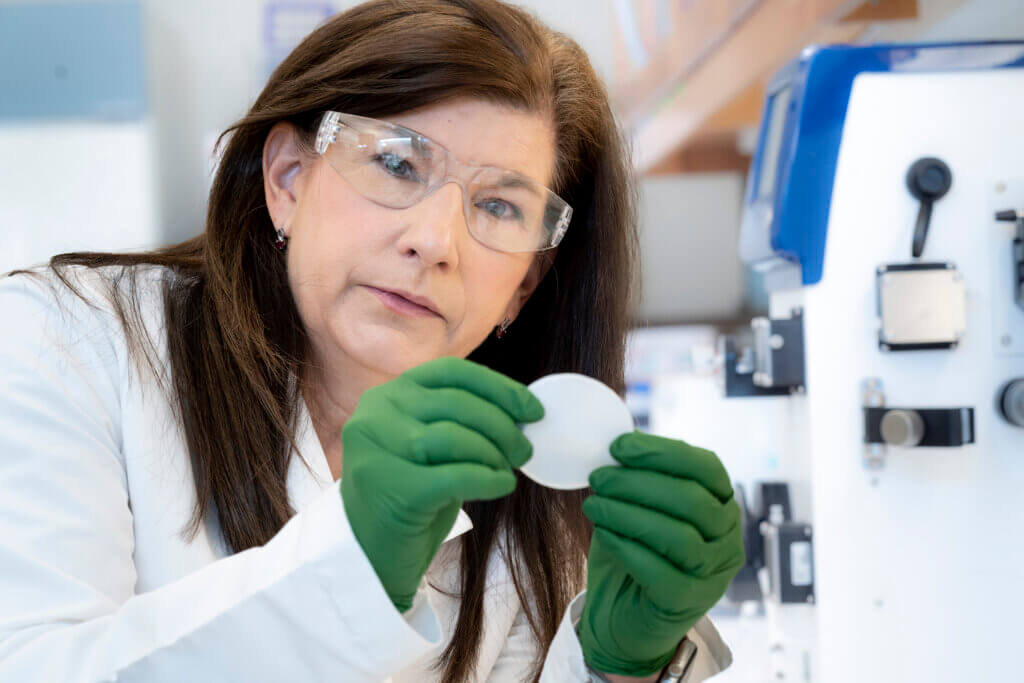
[
  {"left": 399, "top": 123, "right": 548, "bottom": 192},
  {"left": 493, "top": 173, "right": 542, "bottom": 196}
]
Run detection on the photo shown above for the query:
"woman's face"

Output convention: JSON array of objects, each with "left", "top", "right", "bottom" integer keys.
[{"left": 264, "top": 98, "right": 557, "bottom": 381}]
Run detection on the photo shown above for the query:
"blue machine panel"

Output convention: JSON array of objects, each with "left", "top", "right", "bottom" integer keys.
[
  {"left": 0, "top": 1, "right": 146, "bottom": 121},
  {"left": 741, "top": 41, "right": 1024, "bottom": 286}
]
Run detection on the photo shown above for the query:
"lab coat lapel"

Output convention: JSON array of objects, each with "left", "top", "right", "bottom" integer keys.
[
  {"left": 387, "top": 536, "right": 520, "bottom": 683},
  {"left": 285, "top": 395, "right": 334, "bottom": 508}
]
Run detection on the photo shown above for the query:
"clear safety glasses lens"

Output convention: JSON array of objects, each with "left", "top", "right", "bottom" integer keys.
[{"left": 315, "top": 111, "right": 572, "bottom": 253}]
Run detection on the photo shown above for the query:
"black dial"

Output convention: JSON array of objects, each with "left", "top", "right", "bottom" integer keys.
[{"left": 998, "top": 379, "right": 1024, "bottom": 428}]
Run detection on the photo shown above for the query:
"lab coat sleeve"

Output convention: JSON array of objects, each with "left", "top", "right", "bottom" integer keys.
[
  {"left": 488, "top": 589, "right": 732, "bottom": 682},
  {"left": 0, "top": 273, "right": 444, "bottom": 682}
]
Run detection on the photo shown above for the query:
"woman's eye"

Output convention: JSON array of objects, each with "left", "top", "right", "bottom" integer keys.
[
  {"left": 478, "top": 198, "right": 523, "bottom": 221},
  {"left": 375, "top": 153, "right": 417, "bottom": 180}
]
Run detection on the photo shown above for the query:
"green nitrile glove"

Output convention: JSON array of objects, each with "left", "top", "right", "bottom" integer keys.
[
  {"left": 340, "top": 356, "right": 543, "bottom": 613},
  {"left": 578, "top": 431, "right": 746, "bottom": 677}
]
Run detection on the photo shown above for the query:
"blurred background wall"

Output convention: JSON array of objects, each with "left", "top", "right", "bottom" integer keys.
[{"left": 6, "top": 0, "right": 1023, "bottom": 324}]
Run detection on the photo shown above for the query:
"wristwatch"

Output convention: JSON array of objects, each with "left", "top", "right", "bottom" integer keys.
[
  {"left": 576, "top": 627, "right": 699, "bottom": 683},
  {"left": 657, "top": 638, "right": 698, "bottom": 683}
]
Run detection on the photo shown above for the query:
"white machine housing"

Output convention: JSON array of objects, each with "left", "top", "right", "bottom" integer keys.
[
  {"left": 777, "top": 66, "right": 1024, "bottom": 682},
  {"left": 650, "top": 46, "right": 1024, "bottom": 682}
]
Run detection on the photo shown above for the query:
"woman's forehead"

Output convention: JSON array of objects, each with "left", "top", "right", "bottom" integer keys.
[{"left": 386, "top": 98, "right": 556, "bottom": 187}]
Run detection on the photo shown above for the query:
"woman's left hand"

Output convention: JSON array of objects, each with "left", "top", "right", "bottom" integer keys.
[{"left": 578, "top": 431, "right": 746, "bottom": 678}]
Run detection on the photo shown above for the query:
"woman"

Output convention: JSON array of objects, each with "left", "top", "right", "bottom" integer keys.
[{"left": 0, "top": 1, "right": 743, "bottom": 681}]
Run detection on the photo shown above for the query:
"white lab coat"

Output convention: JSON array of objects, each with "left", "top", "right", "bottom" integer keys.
[{"left": 0, "top": 264, "right": 732, "bottom": 682}]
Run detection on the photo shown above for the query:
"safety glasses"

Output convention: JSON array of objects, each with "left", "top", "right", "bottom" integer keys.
[{"left": 314, "top": 111, "right": 572, "bottom": 253}]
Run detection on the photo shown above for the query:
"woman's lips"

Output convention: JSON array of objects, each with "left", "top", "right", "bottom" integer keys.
[{"left": 365, "top": 286, "right": 442, "bottom": 319}]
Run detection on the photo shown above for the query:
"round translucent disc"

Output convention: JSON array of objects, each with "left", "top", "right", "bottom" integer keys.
[{"left": 519, "top": 373, "right": 634, "bottom": 490}]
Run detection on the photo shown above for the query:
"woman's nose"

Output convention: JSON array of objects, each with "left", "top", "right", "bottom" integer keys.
[{"left": 396, "top": 181, "right": 466, "bottom": 269}]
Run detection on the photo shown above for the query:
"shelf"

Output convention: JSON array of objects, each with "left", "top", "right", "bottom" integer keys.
[{"left": 612, "top": 0, "right": 919, "bottom": 173}]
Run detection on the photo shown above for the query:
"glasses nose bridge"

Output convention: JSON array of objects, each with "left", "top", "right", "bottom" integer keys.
[{"left": 429, "top": 154, "right": 480, "bottom": 223}]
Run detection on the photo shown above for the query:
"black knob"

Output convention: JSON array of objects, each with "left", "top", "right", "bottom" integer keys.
[
  {"left": 998, "top": 379, "right": 1024, "bottom": 428},
  {"left": 906, "top": 157, "right": 952, "bottom": 258}
]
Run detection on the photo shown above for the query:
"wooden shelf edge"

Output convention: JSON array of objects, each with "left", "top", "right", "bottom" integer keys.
[{"left": 627, "top": 0, "right": 866, "bottom": 173}]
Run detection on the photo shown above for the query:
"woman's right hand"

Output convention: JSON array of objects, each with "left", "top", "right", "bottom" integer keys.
[{"left": 339, "top": 356, "right": 544, "bottom": 613}]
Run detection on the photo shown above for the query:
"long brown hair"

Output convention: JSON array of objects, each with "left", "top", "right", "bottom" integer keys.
[{"left": 10, "top": 1, "right": 638, "bottom": 680}]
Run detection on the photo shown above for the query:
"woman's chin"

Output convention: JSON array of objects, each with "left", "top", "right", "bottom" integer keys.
[{"left": 339, "top": 324, "right": 444, "bottom": 375}]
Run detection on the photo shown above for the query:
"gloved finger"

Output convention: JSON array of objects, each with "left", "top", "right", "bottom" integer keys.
[
  {"left": 405, "top": 461, "right": 517, "bottom": 513},
  {"left": 588, "top": 466, "right": 740, "bottom": 541},
  {"left": 401, "top": 357, "right": 544, "bottom": 424},
  {"left": 394, "top": 384, "right": 533, "bottom": 469},
  {"left": 713, "top": 532, "right": 747, "bottom": 576},
  {"left": 609, "top": 431, "right": 733, "bottom": 502},
  {"left": 584, "top": 495, "right": 726, "bottom": 579},
  {"left": 410, "top": 420, "right": 510, "bottom": 472},
  {"left": 342, "top": 398, "right": 423, "bottom": 456},
  {"left": 590, "top": 527, "right": 729, "bottom": 613}
]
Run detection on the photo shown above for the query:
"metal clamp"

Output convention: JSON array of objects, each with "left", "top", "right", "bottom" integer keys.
[
  {"left": 861, "top": 378, "right": 975, "bottom": 468},
  {"left": 995, "top": 208, "right": 1024, "bottom": 311},
  {"left": 751, "top": 309, "right": 806, "bottom": 391},
  {"left": 862, "top": 378, "right": 887, "bottom": 469}
]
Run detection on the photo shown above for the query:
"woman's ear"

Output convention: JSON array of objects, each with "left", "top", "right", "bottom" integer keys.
[
  {"left": 505, "top": 249, "right": 558, "bottom": 322},
  {"left": 263, "top": 122, "right": 306, "bottom": 235}
]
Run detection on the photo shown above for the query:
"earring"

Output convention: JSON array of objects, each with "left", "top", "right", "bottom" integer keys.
[
  {"left": 496, "top": 317, "right": 512, "bottom": 338},
  {"left": 274, "top": 226, "right": 287, "bottom": 250}
]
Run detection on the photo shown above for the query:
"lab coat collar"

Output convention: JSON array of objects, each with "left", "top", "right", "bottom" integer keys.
[{"left": 287, "top": 393, "right": 474, "bottom": 544}]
